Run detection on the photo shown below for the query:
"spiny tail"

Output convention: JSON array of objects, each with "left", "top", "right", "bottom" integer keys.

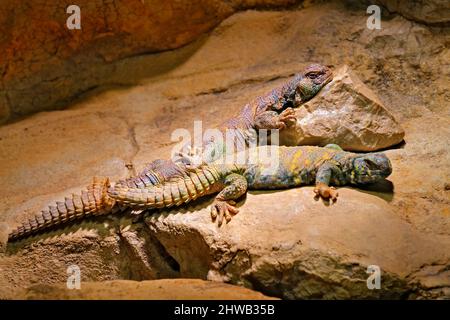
[
  {"left": 108, "top": 166, "right": 221, "bottom": 208},
  {"left": 8, "top": 177, "right": 116, "bottom": 242}
]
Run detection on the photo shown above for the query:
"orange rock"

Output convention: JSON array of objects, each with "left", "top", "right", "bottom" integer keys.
[{"left": 0, "top": 0, "right": 298, "bottom": 123}]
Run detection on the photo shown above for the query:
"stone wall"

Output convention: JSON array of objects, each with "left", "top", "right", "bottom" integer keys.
[
  {"left": 0, "top": 0, "right": 302, "bottom": 123},
  {"left": 377, "top": 0, "right": 450, "bottom": 24}
]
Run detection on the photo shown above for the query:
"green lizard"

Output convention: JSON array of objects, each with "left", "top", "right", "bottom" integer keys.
[
  {"left": 107, "top": 145, "right": 392, "bottom": 226},
  {"left": 8, "top": 145, "right": 391, "bottom": 240}
]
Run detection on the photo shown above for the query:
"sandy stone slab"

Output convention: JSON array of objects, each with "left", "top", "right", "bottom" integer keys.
[{"left": 19, "top": 279, "right": 278, "bottom": 300}]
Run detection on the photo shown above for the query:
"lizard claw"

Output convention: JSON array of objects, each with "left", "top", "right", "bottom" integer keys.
[
  {"left": 210, "top": 199, "right": 239, "bottom": 226},
  {"left": 276, "top": 108, "right": 297, "bottom": 129},
  {"left": 314, "top": 183, "right": 339, "bottom": 202}
]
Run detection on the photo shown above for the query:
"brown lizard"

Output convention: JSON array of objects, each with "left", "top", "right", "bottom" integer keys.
[{"left": 118, "top": 63, "right": 333, "bottom": 189}]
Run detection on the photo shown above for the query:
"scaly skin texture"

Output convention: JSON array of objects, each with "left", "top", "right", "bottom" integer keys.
[
  {"left": 108, "top": 145, "right": 392, "bottom": 226},
  {"left": 8, "top": 145, "right": 391, "bottom": 241},
  {"left": 8, "top": 177, "right": 117, "bottom": 241},
  {"left": 120, "top": 64, "right": 333, "bottom": 189}
]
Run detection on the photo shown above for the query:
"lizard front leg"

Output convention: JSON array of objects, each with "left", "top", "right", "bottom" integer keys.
[
  {"left": 314, "top": 162, "right": 342, "bottom": 201},
  {"left": 211, "top": 173, "right": 248, "bottom": 226},
  {"left": 173, "top": 144, "right": 205, "bottom": 169},
  {"left": 254, "top": 108, "right": 296, "bottom": 131}
]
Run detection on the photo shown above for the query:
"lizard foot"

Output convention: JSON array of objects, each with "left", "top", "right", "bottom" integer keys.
[
  {"left": 276, "top": 108, "right": 297, "bottom": 129},
  {"left": 174, "top": 148, "right": 204, "bottom": 170},
  {"left": 210, "top": 200, "right": 239, "bottom": 227},
  {"left": 314, "top": 183, "right": 339, "bottom": 202}
]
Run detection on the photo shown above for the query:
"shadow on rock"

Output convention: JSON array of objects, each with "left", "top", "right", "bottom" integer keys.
[{"left": 357, "top": 179, "right": 394, "bottom": 202}]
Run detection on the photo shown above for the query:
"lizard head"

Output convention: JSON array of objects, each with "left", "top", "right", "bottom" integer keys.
[
  {"left": 349, "top": 153, "right": 392, "bottom": 184},
  {"left": 295, "top": 64, "right": 333, "bottom": 103}
]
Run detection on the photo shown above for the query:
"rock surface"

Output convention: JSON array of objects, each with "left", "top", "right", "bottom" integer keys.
[
  {"left": 280, "top": 65, "right": 405, "bottom": 151},
  {"left": 0, "top": 0, "right": 302, "bottom": 123},
  {"left": 144, "top": 189, "right": 450, "bottom": 299},
  {"left": 18, "top": 279, "right": 277, "bottom": 300},
  {"left": 0, "top": 1, "right": 449, "bottom": 299},
  {"left": 377, "top": 0, "right": 450, "bottom": 24}
]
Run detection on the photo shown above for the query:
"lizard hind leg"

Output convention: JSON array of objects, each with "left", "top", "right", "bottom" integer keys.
[
  {"left": 211, "top": 173, "right": 247, "bottom": 226},
  {"left": 254, "top": 108, "right": 297, "bottom": 131}
]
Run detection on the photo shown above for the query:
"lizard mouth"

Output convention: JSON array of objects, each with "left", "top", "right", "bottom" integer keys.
[
  {"left": 323, "top": 71, "right": 333, "bottom": 85},
  {"left": 310, "top": 71, "right": 333, "bottom": 87}
]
